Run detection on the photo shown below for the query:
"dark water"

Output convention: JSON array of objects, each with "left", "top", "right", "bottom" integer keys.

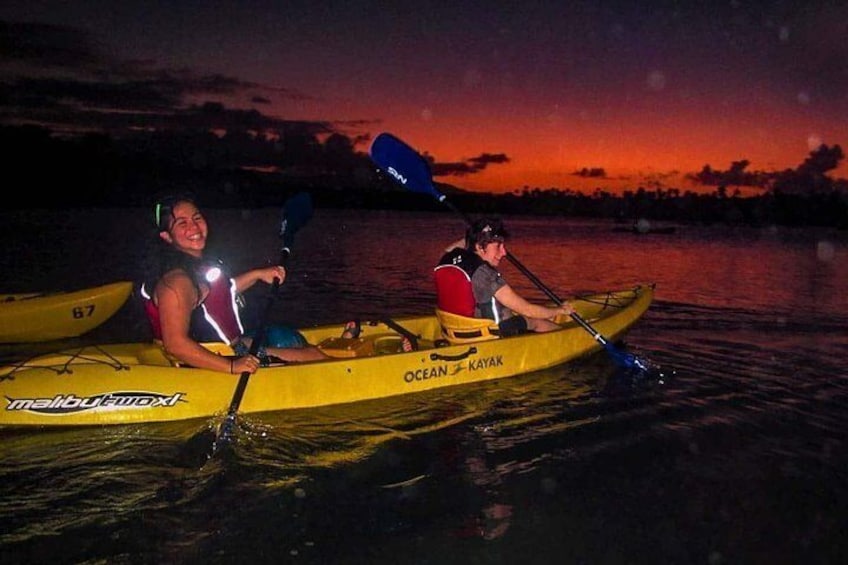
[{"left": 1, "top": 208, "right": 847, "bottom": 564}]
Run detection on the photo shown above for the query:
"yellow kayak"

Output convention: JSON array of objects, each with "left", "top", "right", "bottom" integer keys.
[
  {"left": 0, "top": 281, "right": 133, "bottom": 343},
  {"left": 0, "top": 285, "right": 653, "bottom": 427}
]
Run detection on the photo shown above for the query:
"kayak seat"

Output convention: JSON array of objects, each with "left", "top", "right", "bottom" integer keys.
[{"left": 434, "top": 308, "right": 500, "bottom": 344}]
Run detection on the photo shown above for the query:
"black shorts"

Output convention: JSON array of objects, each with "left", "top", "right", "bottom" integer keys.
[{"left": 498, "top": 316, "right": 528, "bottom": 337}]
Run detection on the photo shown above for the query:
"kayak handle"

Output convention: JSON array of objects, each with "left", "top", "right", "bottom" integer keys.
[{"left": 430, "top": 347, "right": 477, "bottom": 362}]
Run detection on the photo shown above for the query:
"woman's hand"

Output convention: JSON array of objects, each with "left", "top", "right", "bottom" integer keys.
[
  {"left": 258, "top": 265, "right": 286, "bottom": 285},
  {"left": 230, "top": 354, "right": 261, "bottom": 375},
  {"left": 234, "top": 266, "right": 285, "bottom": 294}
]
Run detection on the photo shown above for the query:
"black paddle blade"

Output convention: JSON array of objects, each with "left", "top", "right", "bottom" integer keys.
[
  {"left": 212, "top": 414, "right": 237, "bottom": 455},
  {"left": 280, "top": 192, "right": 314, "bottom": 249},
  {"left": 180, "top": 426, "right": 218, "bottom": 465},
  {"left": 370, "top": 132, "right": 444, "bottom": 201}
]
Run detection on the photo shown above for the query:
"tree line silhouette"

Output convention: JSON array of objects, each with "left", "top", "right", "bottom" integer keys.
[{"left": 4, "top": 124, "right": 846, "bottom": 228}]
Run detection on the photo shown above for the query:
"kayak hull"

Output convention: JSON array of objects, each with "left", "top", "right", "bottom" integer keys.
[
  {"left": 0, "top": 281, "right": 133, "bottom": 343},
  {"left": 0, "top": 285, "right": 653, "bottom": 427}
]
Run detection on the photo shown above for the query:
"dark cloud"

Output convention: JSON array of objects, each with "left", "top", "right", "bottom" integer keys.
[
  {"left": 2, "top": 100, "right": 333, "bottom": 139},
  {"left": 642, "top": 171, "right": 678, "bottom": 182},
  {"left": 349, "top": 133, "right": 373, "bottom": 147},
  {"left": 688, "top": 145, "right": 845, "bottom": 193},
  {"left": 0, "top": 19, "right": 325, "bottom": 136},
  {"left": 572, "top": 167, "right": 607, "bottom": 179},
  {"left": 431, "top": 152, "right": 510, "bottom": 177},
  {"left": 469, "top": 153, "right": 509, "bottom": 166},
  {"left": 0, "top": 20, "right": 104, "bottom": 69},
  {"left": 797, "top": 143, "right": 844, "bottom": 176},
  {"left": 12, "top": 76, "right": 184, "bottom": 111},
  {"left": 688, "top": 159, "right": 771, "bottom": 189},
  {"left": 431, "top": 161, "right": 477, "bottom": 176}
]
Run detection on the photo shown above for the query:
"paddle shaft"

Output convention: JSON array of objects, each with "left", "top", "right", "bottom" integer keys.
[
  {"left": 208, "top": 192, "right": 313, "bottom": 454},
  {"left": 380, "top": 317, "right": 419, "bottom": 349},
  {"left": 223, "top": 248, "right": 290, "bottom": 417}
]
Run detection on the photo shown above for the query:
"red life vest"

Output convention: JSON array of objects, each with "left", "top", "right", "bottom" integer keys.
[
  {"left": 140, "top": 262, "right": 244, "bottom": 344},
  {"left": 433, "top": 248, "right": 483, "bottom": 317}
]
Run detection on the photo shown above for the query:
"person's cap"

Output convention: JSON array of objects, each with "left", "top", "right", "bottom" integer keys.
[
  {"left": 479, "top": 222, "right": 508, "bottom": 242},
  {"left": 467, "top": 217, "right": 509, "bottom": 247}
]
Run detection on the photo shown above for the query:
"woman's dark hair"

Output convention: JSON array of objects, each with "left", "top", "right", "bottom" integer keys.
[
  {"left": 153, "top": 192, "right": 199, "bottom": 232},
  {"left": 465, "top": 217, "right": 509, "bottom": 249}
]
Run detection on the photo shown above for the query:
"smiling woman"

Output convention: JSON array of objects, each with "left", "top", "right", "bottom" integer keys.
[{"left": 140, "top": 193, "right": 329, "bottom": 374}]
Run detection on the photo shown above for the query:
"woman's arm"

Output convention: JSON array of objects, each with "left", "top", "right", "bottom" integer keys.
[
  {"left": 157, "top": 271, "right": 258, "bottom": 374},
  {"left": 233, "top": 265, "right": 286, "bottom": 294}
]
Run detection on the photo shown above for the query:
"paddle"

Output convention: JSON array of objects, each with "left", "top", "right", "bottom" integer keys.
[
  {"left": 212, "top": 191, "right": 314, "bottom": 452},
  {"left": 380, "top": 318, "right": 419, "bottom": 350},
  {"left": 370, "top": 132, "right": 649, "bottom": 373}
]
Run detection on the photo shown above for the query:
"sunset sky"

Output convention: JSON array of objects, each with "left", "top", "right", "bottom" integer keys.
[{"left": 2, "top": 1, "right": 847, "bottom": 194}]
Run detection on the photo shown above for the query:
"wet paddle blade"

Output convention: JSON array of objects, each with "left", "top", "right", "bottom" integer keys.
[
  {"left": 212, "top": 414, "right": 237, "bottom": 455},
  {"left": 602, "top": 340, "right": 646, "bottom": 371}
]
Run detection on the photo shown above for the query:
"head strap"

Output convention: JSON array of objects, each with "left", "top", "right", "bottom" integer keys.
[{"left": 153, "top": 192, "right": 197, "bottom": 231}]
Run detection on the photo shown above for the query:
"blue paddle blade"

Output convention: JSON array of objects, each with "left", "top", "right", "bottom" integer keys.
[
  {"left": 280, "top": 192, "right": 313, "bottom": 248},
  {"left": 370, "top": 132, "right": 444, "bottom": 201},
  {"left": 603, "top": 341, "right": 646, "bottom": 370}
]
